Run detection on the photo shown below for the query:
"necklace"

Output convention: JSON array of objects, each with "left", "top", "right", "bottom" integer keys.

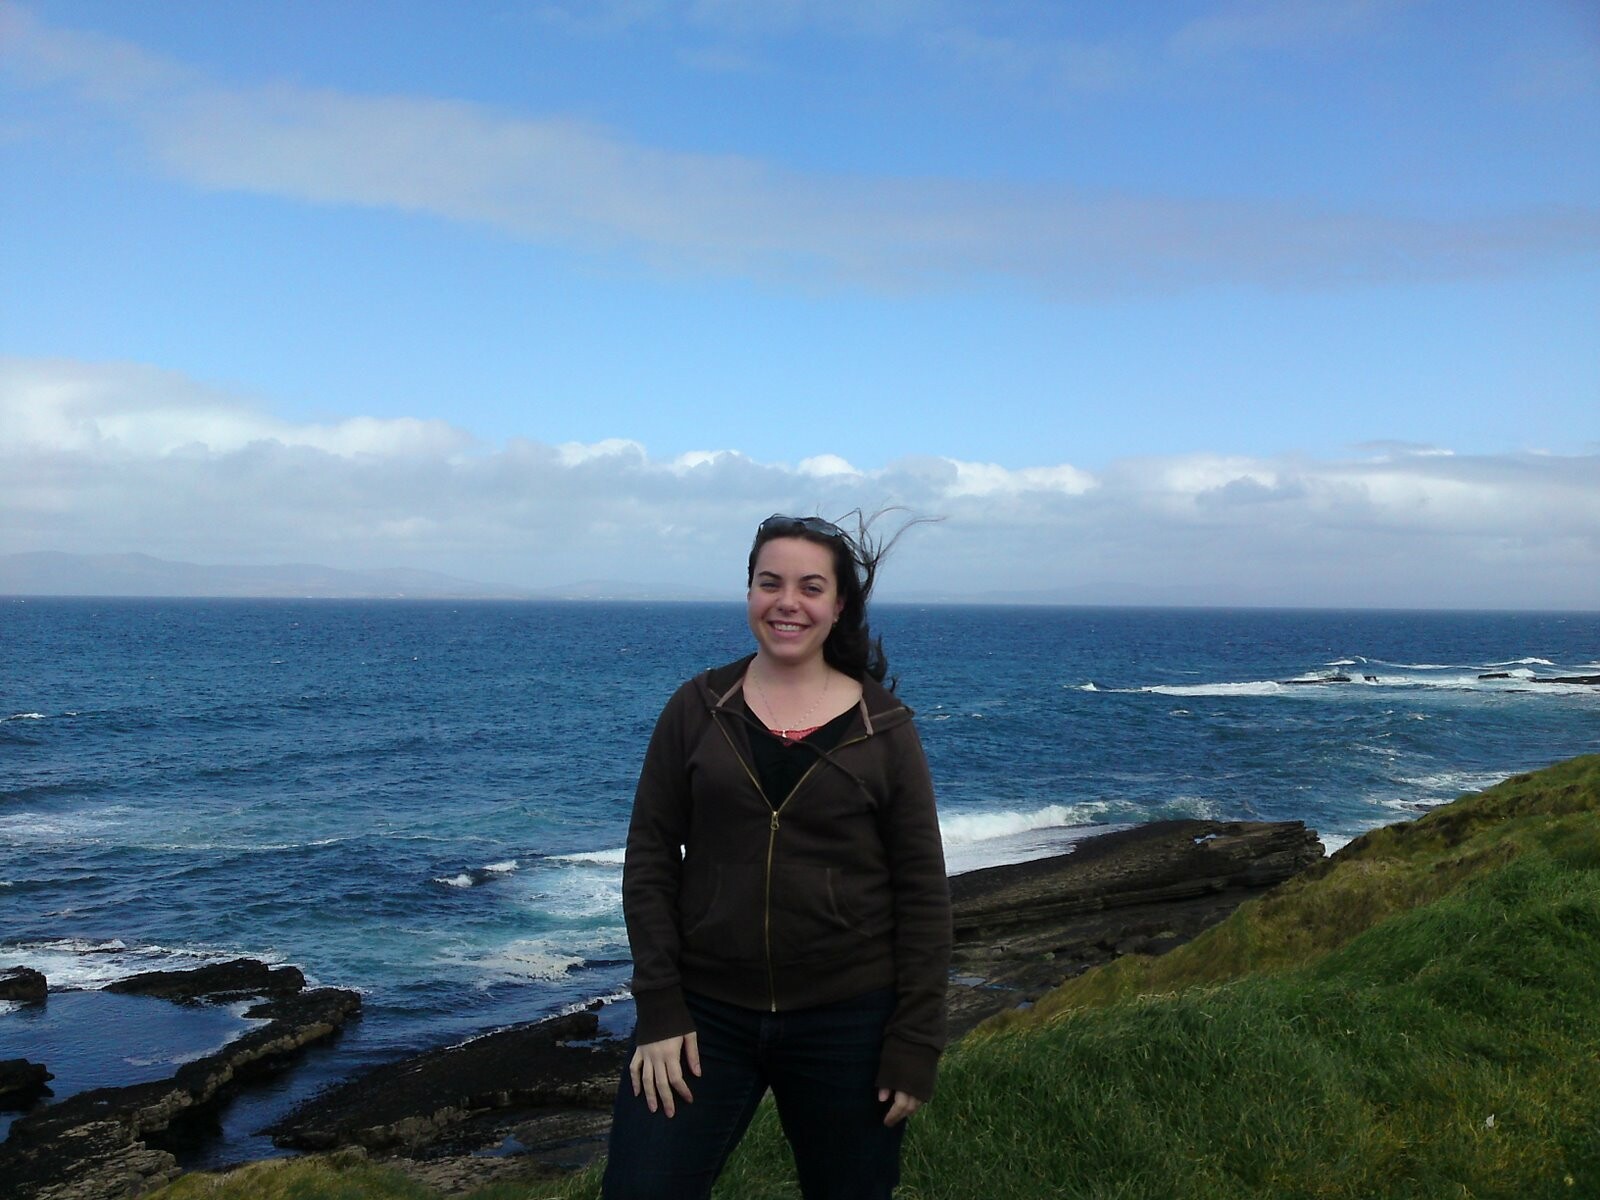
[{"left": 751, "top": 668, "right": 830, "bottom": 742}]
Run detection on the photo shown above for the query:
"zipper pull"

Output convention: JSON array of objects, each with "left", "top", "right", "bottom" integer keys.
[{"left": 770, "top": 812, "right": 780, "bottom": 831}]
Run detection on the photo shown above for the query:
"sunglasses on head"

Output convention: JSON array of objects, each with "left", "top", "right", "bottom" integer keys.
[{"left": 759, "top": 514, "right": 845, "bottom": 539}]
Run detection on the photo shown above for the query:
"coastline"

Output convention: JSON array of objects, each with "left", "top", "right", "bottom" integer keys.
[{"left": 0, "top": 816, "right": 1323, "bottom": 1200}]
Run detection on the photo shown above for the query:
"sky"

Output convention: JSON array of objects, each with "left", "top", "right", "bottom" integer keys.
[{"left": 1, "top": 0, "right": 1597, "bottom": 608}]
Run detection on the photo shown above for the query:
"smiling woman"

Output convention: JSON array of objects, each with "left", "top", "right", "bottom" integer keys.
[{"left": 603, "top": 511, "right": 951, "bottom": 1200}]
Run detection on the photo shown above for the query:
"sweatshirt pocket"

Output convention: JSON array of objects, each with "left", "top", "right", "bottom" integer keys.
[
  {"left": 768, "top": 864, "right": 876, "bottom": 967},
  {"left": 680, "top": 863, "right": 765, "bottom": 964}
]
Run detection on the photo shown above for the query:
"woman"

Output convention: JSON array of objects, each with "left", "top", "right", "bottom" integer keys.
[{"left": 603, "top": 513, "right": 951, "bottom": 1200}]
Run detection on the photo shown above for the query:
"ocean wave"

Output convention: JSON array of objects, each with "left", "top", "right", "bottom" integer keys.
[
  {"left": 0, "top": 938, "right": 279, "bottom": 990},
  {"left": 1486, "top": 657, "right": 1555, "bottom": 667},
  {"left": 1137, "top": 682, "right": 1285, "bottom": 697},
  {"left": 940, "top": 804, "right": 1101, "bottom": 846},
  {"left": 432, "top": 857, "right": 524, "bottom": 889},
  {"left": 553, "top": 847, "right": 626, "bottom": 866},
  {"left": 2, "top": 712, "right": 47, "bottom": 722}
]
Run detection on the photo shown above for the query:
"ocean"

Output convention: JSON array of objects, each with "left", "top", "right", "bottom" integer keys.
[{"left": 2, "top": 598, "right": 1597, "bottom": 1161}]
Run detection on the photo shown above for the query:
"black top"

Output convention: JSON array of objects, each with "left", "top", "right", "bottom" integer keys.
[{"left": 743, "top": 700, "right": 854, "bottom": 806}]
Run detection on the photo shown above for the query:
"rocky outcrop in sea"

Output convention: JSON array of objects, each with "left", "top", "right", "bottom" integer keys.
[{"left": 0, "top": 961, "right": 360, "bottom": 1200}]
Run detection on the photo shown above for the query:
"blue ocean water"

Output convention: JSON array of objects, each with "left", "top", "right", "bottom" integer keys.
[{"left": 2, "top": 599, "right": 1597, "bottom": 1159}]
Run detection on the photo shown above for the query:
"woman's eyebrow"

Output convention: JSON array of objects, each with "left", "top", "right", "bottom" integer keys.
[{"left": 754, "top": 570, "right": 828, "bottom": 584}]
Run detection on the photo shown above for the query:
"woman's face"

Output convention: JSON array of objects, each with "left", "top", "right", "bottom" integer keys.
[{"left": 747, "top": 536, "right": 844, "bottom": 668}]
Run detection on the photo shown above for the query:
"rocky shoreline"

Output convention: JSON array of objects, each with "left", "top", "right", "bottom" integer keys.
[{"left": 0, "top": 818, "right": 1322, "bottom": 1199}]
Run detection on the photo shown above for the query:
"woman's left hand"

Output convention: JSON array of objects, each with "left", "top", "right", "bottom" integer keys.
[{"left": 878, "top": 1088, "right": 920, "bottom": 1126}]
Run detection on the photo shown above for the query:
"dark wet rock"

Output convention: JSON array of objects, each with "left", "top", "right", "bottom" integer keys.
[
  {"left": 0, "top": 987, "right": 360, "bottom": 1200},
  {"left": 0, "top": 1061, "right": 54, "bottom": 1110},
  {"left": 1280, "top": 674, "right": 1351, "bottom": 685},
  {"left": 1479, "top": 672, "right": 1512, "bottom": 680},
  {"left": 1535, "top": 674, "right": 1600, "bottom": 686},
  {"left": 105, "top": 958, "right": 306, "bottom": 1002},
  {"left": 944, "top": 819, "right": 1323, "bottom": 1035},
  {"left": 268, "top": 1007, "right": 626, "bottom": 1170},
  {"left": 1, "top": 966, "right": 47, "bottom": 1003}
]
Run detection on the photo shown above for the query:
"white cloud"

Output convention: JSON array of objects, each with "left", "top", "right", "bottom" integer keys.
[
  {"left": 798, "top": 454, "right": 860, "bottom": 477},
  {"left": 4, "top": 7, "right": 1595, "bottom": 297},
  {"left": 2, "top": 357, "right": 1596, "bottom": 609}
]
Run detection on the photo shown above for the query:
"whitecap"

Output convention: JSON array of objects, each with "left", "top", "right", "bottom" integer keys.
[
  {"left": 0, "top": 939, "right": 274, "bottom": 990},
  {"left": 554, "top": 847, "right": 626, "bottom": 865},
  {"left": 484, "top": 860, "right": 519, "bottom": 875},
  {"left": 1139, "top": 681, "right": 1284, "bottom": 697},
  {"left": 1486, "top": 657, "right": 1554, "bottom": 667},
  {"left": 940, "top": 804, "right": 1096, "bottom": 845},
  {"left": 3, "top": 712, "right": 46, "bottom": 722},
  {"left": 436, "top": 873, "right": 476, "bottom": 889}
]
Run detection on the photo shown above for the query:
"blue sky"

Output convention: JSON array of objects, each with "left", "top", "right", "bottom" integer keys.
[{"left": 2, "top": 1, "right": 1597, "bottom": 607}]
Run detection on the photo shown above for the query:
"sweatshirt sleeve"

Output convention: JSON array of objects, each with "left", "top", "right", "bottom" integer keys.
[
  {"left": 623, "top": 681, "right": 698, "bottom": 1045},
  {"left": 874, "top": 718, "right": 953, "bottom": 1102}
]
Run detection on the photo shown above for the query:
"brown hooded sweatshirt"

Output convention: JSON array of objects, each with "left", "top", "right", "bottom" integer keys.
[{"left": 623, "top": 655, "right": 952, "bottom": 1101}]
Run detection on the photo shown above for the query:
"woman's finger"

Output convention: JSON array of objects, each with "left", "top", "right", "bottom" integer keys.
[
  {"left": 882, "top": 1090, "right": 921, "bottom": 1127},
  {"left": 684, "top": 1030, "right": 702, "bottom": 1077}
]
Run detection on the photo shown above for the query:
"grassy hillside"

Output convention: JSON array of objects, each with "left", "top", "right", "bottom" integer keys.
[{"left": 156, "top": 755, "right": 1600, "bottom": 1199}]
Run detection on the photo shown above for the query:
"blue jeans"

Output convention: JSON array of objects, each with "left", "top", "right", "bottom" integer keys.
[{"left": 602, "top": 988, "right": 905, "bottom": 1199}]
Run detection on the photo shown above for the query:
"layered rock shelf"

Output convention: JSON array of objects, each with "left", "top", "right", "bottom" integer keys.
[
  {"left": 1, "top": 819, "right": 1321, "bottom": 1197},
  {"left": 0, "top": 962, "right": 360, "bottom": 1200}
]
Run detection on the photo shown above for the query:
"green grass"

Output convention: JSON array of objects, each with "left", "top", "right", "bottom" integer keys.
[{"left": 154, "top": 755, "right": 1600, "bottom": 1199}]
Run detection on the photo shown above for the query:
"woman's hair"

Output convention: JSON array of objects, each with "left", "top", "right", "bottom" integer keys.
[{"left": 746, "top": 508, "right": 934, "bottom": 685}]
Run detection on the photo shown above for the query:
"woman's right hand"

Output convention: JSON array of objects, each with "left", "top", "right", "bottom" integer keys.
[{"left": 629, "top": 1032, "right": 701, "bottom": 1118}]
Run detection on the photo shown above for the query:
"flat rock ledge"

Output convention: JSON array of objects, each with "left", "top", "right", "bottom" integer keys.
[
  {"left": 0, "top": 961, "right": 360, "bottom": 1200},
  {"left": 266, "top": 1006, "right": 628, "bottom": 1192},
  {"left": 945, "top": 818, "right": 1323, "bottom": 1035}
]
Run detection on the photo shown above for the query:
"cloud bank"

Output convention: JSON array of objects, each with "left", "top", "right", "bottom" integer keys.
[
  {"left": 4, "top": 5, "right": 1596, "bottom": 297},
  {"left": 3, "top": 357, "right": 1595, "bottom": 610}
]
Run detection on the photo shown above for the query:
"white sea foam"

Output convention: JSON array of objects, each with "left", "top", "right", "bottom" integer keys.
[
  {"left": 451, "top": 938, "right": 590, "bottom": 986},
  {"left": 554, "top": 847, "right": 627, "bottom": 865},
  {"left": 1073, "top": 682, "right": 1100, "bottom": 692},
  {"left": 939, "top": 804, "right": 1122, "bottom": 875},
  {"left": 0, "top": 807, "right": 130, "bottom": 845},
  {"left": 1486, "top": 657, "right": 1555, "bottom": 667},
  {"left": 3, "top": 712, "right": 46, "bottom": 722},
  {"left": 1397, "top": 769, "right": 1508, "bottom": 798},
  {"left": 1138, "top": 682, "right": 1285, "bottom": 697},
  {"left": 0, "top": 939, "right": 272, "bottom": 990},
  {"left": 433, "top": 858, "right": 525, "bottom": 888},
  {"left": 940, "top": 804, "right": 1095, "bottom": 846},
  {"left": 556, "top": 987, "right": 633, "bottom": 1017}
]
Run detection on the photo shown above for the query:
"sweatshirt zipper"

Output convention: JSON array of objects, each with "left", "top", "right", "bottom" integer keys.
[{"left": 714, "top": 710, "right": 876, "bottom": 1012}]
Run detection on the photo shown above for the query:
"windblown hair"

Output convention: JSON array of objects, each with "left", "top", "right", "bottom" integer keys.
[{"left": 746, "top": 508, "right": 936, "bottom": 686}]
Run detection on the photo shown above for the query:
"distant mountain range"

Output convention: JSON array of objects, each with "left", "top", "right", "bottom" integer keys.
[
  {"left": 0, "top": 551, "right": 1197, "bottom": 607},
  {"left": 0, "top": 552, "right": 721, "bottom": 601}
]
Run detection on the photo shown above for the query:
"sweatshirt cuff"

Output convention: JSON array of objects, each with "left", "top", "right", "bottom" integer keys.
[
  {"left": 875, "top": 1034, "right": 940, "bottom": 1103},
  {"left": 633, "top": 984, "right": 695, "bottom": 1045}
]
